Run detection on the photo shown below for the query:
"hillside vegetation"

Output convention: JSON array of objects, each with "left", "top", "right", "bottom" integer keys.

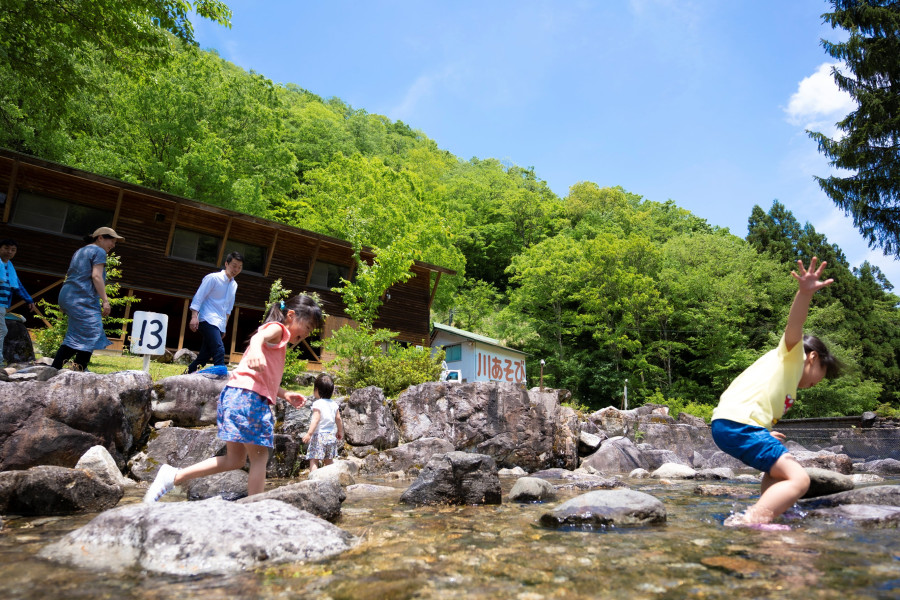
[{"left": 4, "top": 36, "right": 899, "bottom": 417}]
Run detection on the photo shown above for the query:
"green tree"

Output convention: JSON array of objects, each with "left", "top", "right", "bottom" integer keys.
[
  {"left": 809, "top": 0, "right": 900, "bottom": 255},
  {"left": 64, "top": 47, "right": 296, "bottom": 215},
  {"left": 1, "top": 0, "right": 231, "bottom": 154}
]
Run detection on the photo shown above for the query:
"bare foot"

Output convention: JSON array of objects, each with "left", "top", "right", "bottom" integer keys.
[{"left": 724, "top": 511, "right": 790, "bottom": 531}]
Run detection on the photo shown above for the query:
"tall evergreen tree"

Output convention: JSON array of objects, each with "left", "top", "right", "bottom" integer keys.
[{"left": 809, "top": 0, "right": 900, "bottom": 255}]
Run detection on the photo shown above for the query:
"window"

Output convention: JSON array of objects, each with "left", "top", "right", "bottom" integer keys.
[
  {"left": 224, "top": 240, "right": 266, "bottom": 273},
  {"left": 445, "top": 344, "right": 462, "bottom": 362},
  {"left": 12, "top": 192, "right": 113, "bottom": 236},
  {"left": 310, "top": 261, "right": 350, "bottom": 289},
  {"left": 171, "top": 228, "right": 221, "bottom": 264}
]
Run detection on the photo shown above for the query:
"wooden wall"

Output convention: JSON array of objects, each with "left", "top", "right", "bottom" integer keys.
[{"left": 0, "top": 150, "right": 453, "bottom": 358}]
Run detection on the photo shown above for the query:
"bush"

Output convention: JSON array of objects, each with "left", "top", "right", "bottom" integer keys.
[
  {"left": 281, "top": 345, "right": 308, "bottom": 388},
  {"left": 33, "top": 299, "right": 67, "bottom": 356},
  {"left": 643, "top": 389, "right": 714, "bottom": 423},
  {"left": 325, "top": 324, "right": 443, "bottom": 397}
]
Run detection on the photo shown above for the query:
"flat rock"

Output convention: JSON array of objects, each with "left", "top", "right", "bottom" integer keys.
[
  {"left": 693, "top": 484, "right": 755, "bottom": 499},
  {"left": 800, "top": 484, "right": 900, "bottom": 509},
  {"left": 39, "top": 498, "right": 356, "bottom": 575},
  {"left": 805, "top": 504, "right": 900, "bottom": 527},
  {"left": 539, "top": 489, "right": 666, "bottom": 529}
]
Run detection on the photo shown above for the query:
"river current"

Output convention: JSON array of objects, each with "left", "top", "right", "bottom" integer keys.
[{"left": 2, "top": 476, "right": 899, "bottom": 599}]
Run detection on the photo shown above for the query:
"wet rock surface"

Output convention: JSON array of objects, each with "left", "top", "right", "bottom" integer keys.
[
  {"left": 0, "top": 371, "right": 152, "bottom": 471},
  {"left": 0, "top": 465, "right": 123, "bottom": 515},
  {"left": 508, "top": 476, "right": 557, "bottom": 502},
  {"left": 804, "top": 467, "right": 855, "bottom": 498},
  {"left": 400, "top": 451, "right": 501, "bottom": 506},
  {"left": 151, "top": 375, "right": 227, "bottom": 427},
  {"left": 539, "top": 488, "right": 667, "bottom": 528},
  {"left": 38, "top": 498, "right": 357, "bottom": 575},
  {"left": 238, "top": 479, "right": 345, "bottom": 522},
  {"left": 341, "top": 386, "right": 399, "bottom": 450}
]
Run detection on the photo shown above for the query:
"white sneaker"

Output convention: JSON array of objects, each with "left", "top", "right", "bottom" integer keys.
[{"left": 143, "top": 464, "right": 179, "bottom": 504}]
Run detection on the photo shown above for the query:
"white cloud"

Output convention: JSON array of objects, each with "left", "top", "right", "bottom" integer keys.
[{"left": 785, "top": 62, "right": 856, "bottom": 136}]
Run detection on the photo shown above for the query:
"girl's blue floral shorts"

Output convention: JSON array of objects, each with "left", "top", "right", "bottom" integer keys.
[{"left": 217, "top": 385, "right": 274, "bottom": 448}]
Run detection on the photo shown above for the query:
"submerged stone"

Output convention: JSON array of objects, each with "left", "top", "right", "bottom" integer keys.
[
  {"left": 539, "top": 488, "right": 666, "bottom": 529},
  {"left": 806, "top": 504, "right": 900, "bottom": 528}
]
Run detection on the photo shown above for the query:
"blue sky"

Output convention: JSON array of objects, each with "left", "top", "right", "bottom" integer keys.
[{"left": 193, "top": 0, "right": 900, "bottom": 287}]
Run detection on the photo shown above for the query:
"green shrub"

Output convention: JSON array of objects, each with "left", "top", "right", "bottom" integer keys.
[
  {"left": 642, "top": 389, "right": 714, "bottom": 423},
  {"left": 281, "top": 345, "right": 309, "bottom": 388},
  {"left": 325, "top": 324, "right": 443, "bottom": 397},
  {"left": 33, "top": 299, "right": 67, "bottom": 356}
]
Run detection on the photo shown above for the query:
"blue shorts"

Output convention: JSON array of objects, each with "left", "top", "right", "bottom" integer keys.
[
  {"left": 217, "top": 386, "right": 275, "bottom": 448},
  {"left": 711, "top": 419, "right": 788, "bottom": 473}
]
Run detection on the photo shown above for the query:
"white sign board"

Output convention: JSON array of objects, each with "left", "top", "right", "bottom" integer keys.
[{"left": 131, "top": 311, "right": 169, "bottom": 355}]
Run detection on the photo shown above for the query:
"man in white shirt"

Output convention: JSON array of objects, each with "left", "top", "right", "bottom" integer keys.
[{"left": 187, "top": 252, "right": 243, "bottom": 374}]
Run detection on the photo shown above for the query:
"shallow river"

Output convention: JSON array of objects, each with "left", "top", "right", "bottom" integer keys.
[{"left": 2, "top": 476, "right": 899, "bottom": 599}]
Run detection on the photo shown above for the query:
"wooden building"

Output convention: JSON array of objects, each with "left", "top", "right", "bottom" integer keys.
[{"left": 0, "top": 149, "right": 454, "bottom": 365}]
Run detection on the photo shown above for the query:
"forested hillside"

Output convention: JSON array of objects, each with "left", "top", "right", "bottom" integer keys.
[{"left": 4, "top": 37, "right": 899, "bottom": 416}]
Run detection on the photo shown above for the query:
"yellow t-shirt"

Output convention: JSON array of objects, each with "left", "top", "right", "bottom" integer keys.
[{"left": 711, "top": 335, "right": 805, "bottom": 429}]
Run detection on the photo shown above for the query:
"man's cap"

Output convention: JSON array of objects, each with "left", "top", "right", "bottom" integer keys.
[{"left": 91, "top": 227, "right": 125, "bottom": 240}]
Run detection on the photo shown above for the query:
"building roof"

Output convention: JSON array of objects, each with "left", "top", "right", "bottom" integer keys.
[{"left": 431, "top": 322, "right": 527, "bottom": 356}]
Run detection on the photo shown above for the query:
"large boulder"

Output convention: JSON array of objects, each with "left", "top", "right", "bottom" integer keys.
[
  {"left": 539, "top": 489, "right": 666, "bottom": 528},
  {"left": 341, "top": 387, "right": 399, "bottom": 451},
  {"left": 360, "top": 437, "right": 455, "bottom": 475},
  {"left": 855, "top": 458, "right": 900, "bottom": 476},
  {"left": 38, "top": 498, "right": 356, "bottom": 575},
  {"left": 0, "top": 465, "right": 123, "bottom": 515},
  {"left": 151, "top": 375, "right": 227, "bottom": 427},
  {"left": 580, "top": 437, "right": 646, "bottom": 474},
  {"left": 394, "top": 382, "right": 578, "bottom": 471},
  {"left": 399, "top": 451, "right": 501, "bottom": 506},
  {"left": 0, "top": 371, "right": 152, "bottom": 471},
  {"left": 129, "top": 426, "right": 224, "bottom": 482},
  {"left": 638, "top": 419, "right": 716, "bottom": 464}
]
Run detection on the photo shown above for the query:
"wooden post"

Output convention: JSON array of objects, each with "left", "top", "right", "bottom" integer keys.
[
  {"left": 264, "top": 231, "right": 278, "bottom": 276},
  {"left": 305, "top": 240, "right": 321, "bottom": 285},
  {"left": 216, "top": 217, "right": 233, "bottom": 267},
  {"left": 3, "top": 160, "right": 19, "bottom": 223},
  {"left": 177, "top": 298, "right": 190, "bottom": 350},
  {"left": 165, "top": 205, "right": 181, "bottom": 256},
  {"left": 112, "top": 189, "right": 123, "bottom": 228},
  {"left": 229, "top": 307, "right": 239, "bottom": 363},
  {"left": 428, "top": 271, "right": 442, "bottom": 312},
  {"left": 118, "top": 289, "right": 135, "bottom": 345}
]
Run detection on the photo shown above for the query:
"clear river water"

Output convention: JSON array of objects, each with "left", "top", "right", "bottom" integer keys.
[{"left": 2, "top": 475, "right": 899, "bottom": 600}]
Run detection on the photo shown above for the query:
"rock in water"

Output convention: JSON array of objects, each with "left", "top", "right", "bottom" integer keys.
[{"left": 39, "top": 498, "right": 356, "bottom": 575}]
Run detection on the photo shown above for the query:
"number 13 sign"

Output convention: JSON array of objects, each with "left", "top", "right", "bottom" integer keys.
[{"left": 131, "top": 311, "right": 169, "bottom": 355}]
